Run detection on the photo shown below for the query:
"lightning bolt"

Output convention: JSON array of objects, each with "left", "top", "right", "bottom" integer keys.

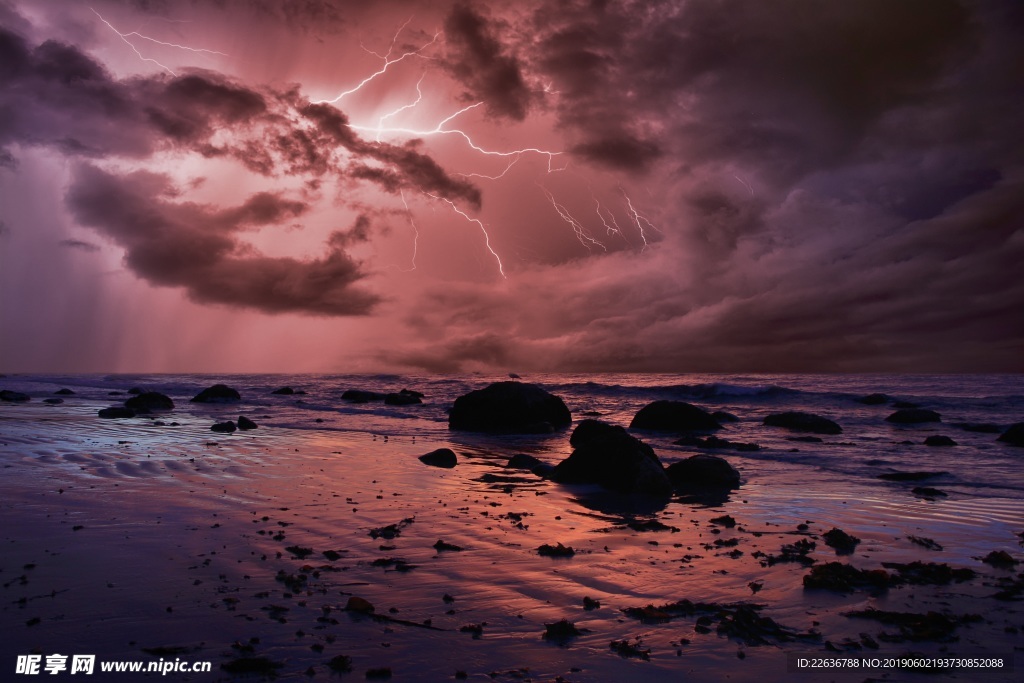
[
  {"left": 456, "top": 154, "right": 522, "bottom": 181},
  {"left": 590, "top": 187, "right": 629, "bottom": 245},
  {"left": 90, "top": 8, "right": 226, "bottom": 77},
  {"left": 620, "top": 188, "right": 661, "bottom": 251},
  {"left": 426, "top": 193, "right": 506, "bottom": 279},
  {"left": 539, "top": 185, "right": 606, "bottom": 252},
  {"left": 349, "top": 102, "right": 563, "bottom": 169},
  {"left": 313, "top": 20, "right": 440, "bottom": 104},
  {"left": 399, "top": 190, "right": 419, "bottom": 271},
  {"left": 373, "top": 74, "right": 426, "bottom": 142},
  {"left": 733, "top": 174, "right": 755, "bottom": 196}
]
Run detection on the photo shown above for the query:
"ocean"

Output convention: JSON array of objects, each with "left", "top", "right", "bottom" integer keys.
[{"left": 1, "top": 373, "right": 1022, "bottom": 681}]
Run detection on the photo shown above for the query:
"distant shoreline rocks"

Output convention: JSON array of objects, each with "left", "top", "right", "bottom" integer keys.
[
  {"left": 191, "top": 384, "right": 241, "bottom": 403},
  {"left": 886, "top": 409, "right": 941, "bottom": 424}
]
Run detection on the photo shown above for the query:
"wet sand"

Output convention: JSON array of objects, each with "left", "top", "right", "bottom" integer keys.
[{"left": 1, "top": 401, "right": 1022, "bottom": 681}]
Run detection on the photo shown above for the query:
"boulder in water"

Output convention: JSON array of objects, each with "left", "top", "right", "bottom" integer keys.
[
  {"left": 629, "top": 401, "right": 721, "bottom": 432},
  {"left": 0, "top": 390, "right": 30, "bottom": 402},
  {"left": 191, "top": 384, "right": 241, "bottom": 403},
  {"left": 665, "top": 454, "right": 741, "bottom": 490},
  {"left": 449, "top": 382, "right": 571, "bottom": 433},
  {"left": 552, "top": 421, "right": 671, "bottom": 495},
  {"left": 856, "top": 393, "right": 890, "bottom": 405},
  {"left": 385, "top": 391, "right": 422, "bottom": 405},
  {"left": 997, "top": 423, "right": 1024, "bottom": 447},
  {"left": 55, "top": 388, "right": 75, "bottom": 395},
  {"left": 419, "top": 448, "right": 457, "bottom": 468},
  {"left": 763, "top": 411, "right": 842, "bottom": 435},
  {"left": 924, "top": 435, "right": 956, "bottom": 447},
  {"left": 98, "top": 407, "right": 135, "bottom": 418},
  {"left": 237, "top": 416, "right": 258, "bottom": 430},
  {"left": 125, "top": 392, "right": 174, "bottom": 412},
  {"left": 211, "top": 421, "right": 237, "bottom": 433},
  {"left": 886, "top": 408, "right": 940, "bottom": 423},
  {"left": 271, "top": 386, "right": 294, "bottom": 395},
  {"left": 341, "top": 389, "right": 387, "bottom": 403}
]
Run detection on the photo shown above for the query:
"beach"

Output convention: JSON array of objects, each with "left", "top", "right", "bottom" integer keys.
[{"left": 1, "top": 374, "right": 1022, "bottom": 681}]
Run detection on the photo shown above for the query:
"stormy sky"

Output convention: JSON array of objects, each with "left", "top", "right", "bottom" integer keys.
[{"left": 1, "top": 0, "right": 1021, "bottom": 373}]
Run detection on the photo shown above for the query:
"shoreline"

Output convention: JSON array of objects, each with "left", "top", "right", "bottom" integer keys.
[{"left": 2, "top": 383, "right": 1022, "bottom": 681}]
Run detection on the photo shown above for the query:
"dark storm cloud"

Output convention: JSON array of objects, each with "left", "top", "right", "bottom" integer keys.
[
  {"left": 443, "top": 3, "right": 532, "bottom": 121},
  {"left": 529, "top": 0, "right": 975, "bottom": 178},
  {"left": 0, "top": 15, "right": 485, "bottom": 315},
  {"left": 66, "top": 164, "right": 379, "bottom": 315}
]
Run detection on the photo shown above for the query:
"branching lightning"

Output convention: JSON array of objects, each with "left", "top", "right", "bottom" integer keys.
[
  {"left": 733, "top": 174, "right": 755, "bottom": 196},
  {"left": 590, "top": 187, "right": 629, "bottom": 245},
  {"left": 539, "top": 184, "right": 606, "bottom": 252},
  {"left": 90, "top": 8, "right": 226, "bottom": 77},
  {"left": 425, "top": 194, "right": 506, "bottom": 279},
  {"left": 312, "top": 19, "right": 440, "bottom": 105},
  {"left": 374, "top": 74, "right": 426, "bottom": 141},
  {"left": 399, "top": 190, "right": 419, "bottom": 271},
  {"left": 620, "top": 187, "right": 661, "bottom": 251}
]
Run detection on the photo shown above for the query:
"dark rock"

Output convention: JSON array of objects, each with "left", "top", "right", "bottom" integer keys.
[
  {"left": 419, "top": 448, "right": 457, "bottom": 468},
  {"left": 399, "top": 388, "right": 424, "bottom": 399},
  {"left": 924, "top": 435, "right": 956, "bottom": 447},
  {"left": 552, "top": 421, "right": 671, "bottom": 495},
  {"left": 211, "top": 421, "right": 236, "bottom": 433},
  {"left": 537, "top": 542, "right": 575, "bottom": 557},
  {"left": 542, "top": 619, "right": 582, "bottom": 642},
  {"left": 709, "top": 514, "right": 737, "bottom": 527},
  {"left": 712, "top": 410, "right": 740, "bottom": 423},
  {"left": 449, "top": 381, "right": 571, "bottom": 433},
  {"left": 124, "top": 392, "right": 174, "bottom": 412},
  {"left": 997, "top": 423, "right": 1024, "bottom": 446},
  {"left": 856, "top": 393, "right": 889, "bottom": 405},
  {"left": 326, "top": 655, "right": 352, "bottom": 673},
  {"left": 569, "top": 418, "right": 628, "bottom": 447},
  {"left": 877, "top": 471, "right": 945, "bottom": 481},
  {"left": 98, "top": 407, "right": 135, "bottom": 418},
  {"left": 341, "top": 389, "right": 387, "bottom": 403},
  {"left": 673, "top": 435, "right": 759, "bottom": 451},
  {"left": 190, "top": 384, "right": 240, "bottom": 403},
  {"left": 886, "top": 409, "right": 941, "bottom": 424},
  {"left": 384, "top": 392, "right": 421, "bottom": 405},
  {"left": 629, "top": 400, "right": 721, "bottom": 432},
  {"left": 270, "top": 386, "right": 294, "bottom": 395},
  {"left": 506, "top": 453, "right": 544, "bottom": 471},
  {"left": 954, "top": 422, "right": 1001, "bottom": 433},
  {"left": 0, "top": 390, "right": 30, "bottom": 402},
  {"left": 43, "top": 398, "right": 63, "bottom": 405},
  {"left": 583, "top": 596, "right": 601, "bottom": 610},
  {"left": 803, "top": 562, "right": 890, "bottom": 592},
  {"left": 982, "top": 550, "right": 1019, "bottom": 568},
  {"left": 822, "top": 528, "right": 860, "bottom": 554},
  {"left": 842, "top": 608, "right": 964, "bottom": 642},
  {"left": 237, "top": 416, "right": 258, "bottom": 430},
  {"left": 344, "top": 596, "right": 375, "bottom": 613},
  {"left": 666, "top": 454, "right": 741, "bottom": 490},
  {"left": 433, "top": 540, "right": 463, "bottom": 552},
  {"left": 127, "top": 387, "right": 143, "bottom": 395},
  {"left": 55, "top": 388, "right": 75, "bottom": 395},
  {"left": 912, "top": 487, "right": 948, "bottom": 498},
  {"left": 883, "top": 561, "right": 976, "bottom": 585},
  {"left": 763, "top": 411, "right": 842, "bottom": 435}
]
